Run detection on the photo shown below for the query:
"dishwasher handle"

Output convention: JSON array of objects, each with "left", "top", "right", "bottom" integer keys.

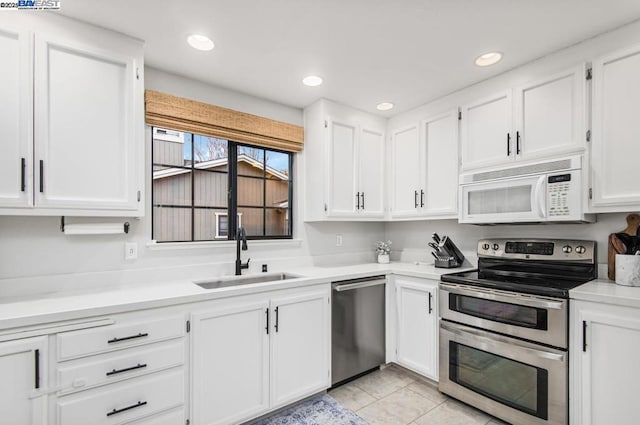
[{"left": 333, "top": 278, "right": 386, "bottom": 292}]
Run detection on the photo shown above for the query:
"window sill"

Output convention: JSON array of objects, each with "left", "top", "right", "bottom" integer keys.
[{"left": 146, "top": 239, "right": 303, "bottom": 251}]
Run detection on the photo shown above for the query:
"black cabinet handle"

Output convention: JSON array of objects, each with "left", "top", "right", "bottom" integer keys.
[
  {"left": 428, "top": 293, "right": 433, "bottom": 314},
  {"left": 507, "top": 133, "right": 511, "bottom": 156},
  {"left": 265, "top": 308, "right": 269, "bottom": 334},
  {"left": 107, "top": 332, "right": 149, "bottom": 344},
  {"left": 39, "top": 160, "right": 44, "bottom": 192},
  {"left": 420, "top": 190, "right": 425, "bottom": 208},
  {"left": 20, "top": 158, "right": 26, "bottom": 192},
  {"left": 516, "top": 131, "right": 521, "bottom": 155},
  {"left": 356, "top": 192, "right": 360, "bottom": 210},
  {"left": 106, "top": 401, "right": 147, "bottom": 417},
  {"left": 361, "top": 192, "right": 365, "bottom": 210},
  {"left": 34, "top": 349, "right": 40, "bottom": 389},
  {"left": 582, "top": 320, "right": 587, "bottom": 352},
  {"left": 106, "top": 363, "right": 147, "bottom": 377},
  {"left": 414, "top": 190, "right": 418, "bottom": 208},
  {"left": 275, "top": 306, "right": 279, "bottom": 332}
]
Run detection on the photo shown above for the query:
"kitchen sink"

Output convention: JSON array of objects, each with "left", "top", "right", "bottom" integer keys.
[{"left": 194, "top": 273, "right": 302, "bottom": 290}]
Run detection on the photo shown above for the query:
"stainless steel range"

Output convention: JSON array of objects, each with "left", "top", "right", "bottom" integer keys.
[{"left": 439, "top": 238, "right": 597, "bottom": 425}]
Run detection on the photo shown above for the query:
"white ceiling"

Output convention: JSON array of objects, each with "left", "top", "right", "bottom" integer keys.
[{"left": 59, "top": 0, "right": 640, "bottom": 117}]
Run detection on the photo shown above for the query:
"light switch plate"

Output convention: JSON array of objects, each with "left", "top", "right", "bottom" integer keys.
[{"left": 125, "top": 242, "right": 138, "bottom": 260}]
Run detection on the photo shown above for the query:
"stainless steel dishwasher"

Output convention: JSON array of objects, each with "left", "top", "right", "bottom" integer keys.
[{"left": 332, "top": 275, "right": 386, "bottom": 386}]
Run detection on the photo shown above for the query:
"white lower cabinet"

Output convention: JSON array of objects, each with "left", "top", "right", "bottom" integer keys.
[
  {"left": 190, "top": 284, "right": 331, "bottom": 425},
  {"left": 0, "top": 336, "right": 48, "bottom": 425},
  {"left": 394, "top": 276, "right": 438, "bottom": 380},
  {"left": 571, "top": 300, "right": 640, "bottom": 425}
]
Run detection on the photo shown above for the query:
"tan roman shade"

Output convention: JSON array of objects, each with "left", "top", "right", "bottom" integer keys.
[{"left": 145, "top": 90, "right": 304, "bottom": 152}]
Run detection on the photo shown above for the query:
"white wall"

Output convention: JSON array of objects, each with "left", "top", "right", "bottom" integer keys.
[{"left": 0, "top": 70, "right": 384, "bottom": 283}]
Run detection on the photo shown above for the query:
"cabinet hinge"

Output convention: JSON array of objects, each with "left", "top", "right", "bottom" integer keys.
[
  {"left": 137, "top": 190, "right": 141, "bottom": 202},
  {"left": 586, "top": 130, "right": 591, "bottom": 142},
  {"left": 458, "top": 111, "right": 462, "bottom": 120},
  {"left": 324, "top": 120, "right": 328, "bottom": 128},
  {"left": 589, "top": 188, "right": 593, "bottom": 200},
  {"left": 586, "top": 68, "right": 593, "bottom": 80},
  {"left": 186, "top": 320, "right": 191, "bottom": 333}
]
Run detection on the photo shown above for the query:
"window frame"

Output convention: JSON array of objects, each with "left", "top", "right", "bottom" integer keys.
[{"left": 151, "top": 127, "right": 294, "bottom": 243}]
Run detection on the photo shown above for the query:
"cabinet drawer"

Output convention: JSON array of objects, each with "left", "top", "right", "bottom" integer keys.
[
  {"left": 58, "top": 316, "right": 185, "bottom": 360},
  {"left": 127, "top": 408, "right": 184, "bottom": 425},
  {"left": 58, "top": 339, "right": 185, "bottom": 394},
  {"left": 57, "top": 368, "right": 184, "bottom": 425}
]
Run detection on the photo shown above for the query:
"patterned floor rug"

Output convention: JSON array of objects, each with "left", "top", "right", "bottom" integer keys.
[{"left": 253, "top": 394, "right": 368, "bottom": 425}]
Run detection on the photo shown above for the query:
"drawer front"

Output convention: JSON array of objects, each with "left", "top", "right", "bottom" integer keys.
[
  {"left": 57, "top": 368, "right": 185, "bottom": 425},
  {"left": 58, "top": 316, "right": 185, "bottom": 360},
  {"left": 126, "top": 408, "right": 184, "bottom": 425},
  {"left": 58, "top": 339, "right": 185, "bottom": 394}
]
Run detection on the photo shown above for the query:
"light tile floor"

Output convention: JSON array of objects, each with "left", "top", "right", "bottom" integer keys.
[{"left": 329, "top": 364, "right": 510, "bottom": 425}]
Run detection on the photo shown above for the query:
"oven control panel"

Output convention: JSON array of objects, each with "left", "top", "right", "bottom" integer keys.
[{"left": 478, "top": 238, "right": 596, "bottom": 262}]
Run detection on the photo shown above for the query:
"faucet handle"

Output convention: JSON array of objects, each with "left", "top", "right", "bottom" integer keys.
[{"left": 242, "top": 258, "right": 251, "bottom": 270}]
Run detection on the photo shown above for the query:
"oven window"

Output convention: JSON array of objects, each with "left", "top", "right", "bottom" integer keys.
[
  {"left": 450, "top": 294, "right": 548, "bottom": 329},
  {"left": 450, "top": 342, "right": 548, "bottom": 419}
]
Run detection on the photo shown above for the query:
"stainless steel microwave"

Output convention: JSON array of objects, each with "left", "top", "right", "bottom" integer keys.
[{"left": 459, "top": 156, "right": 594, "bottom": 224}]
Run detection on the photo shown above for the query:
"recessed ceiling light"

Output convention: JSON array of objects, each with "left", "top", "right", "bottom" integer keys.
[
  {"left": 302, "top": 75, "right": 323, "bottom": 87},
  {"left": 187, "top": 34, "right": 214, "bottom": 51},
  {"left": 376, "top": 102, "right": 395, "bottom": 111},
  {"left": 475, "top": 52, "right": 503, "bottom": 67}
]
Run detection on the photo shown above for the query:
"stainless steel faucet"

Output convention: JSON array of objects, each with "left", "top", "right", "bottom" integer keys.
[{"left": 235, "top": 226, "right": 250, "bottom": 275}]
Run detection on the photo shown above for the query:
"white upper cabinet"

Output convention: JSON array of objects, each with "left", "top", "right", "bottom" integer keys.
[
  {"left": 390, "top": 124, "right": 421, "bottom": 218},
  {"left": 461, "top": 90, "right": 513, "bottom": 170},
  {"left": 34, "top": 33, "right": 140, "bottom": 213},
  {"left": 0, "top": 15, "right": 144, "bottom": 216},
  {"left": 0, "top": 26, "right": 32, "bottom": 209},
  {"left": 514, "top": 65, "right": 585, "bottom": 160},
  {"left": 303, "top": 99, "right": 386, "bottom": 221},
  {"left": 461, "top": 66, "right": 586, "bottom": 171},
  {"left": 591, "top": 44, "right": 640, "bottom": 211},
  {"left": 390, "top": 109, "right": 459, "bottom": 219}
]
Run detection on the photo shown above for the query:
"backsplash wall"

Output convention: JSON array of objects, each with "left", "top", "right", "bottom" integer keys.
[{"left": 385, "top": 212, "right": 633, "bottom": 265}]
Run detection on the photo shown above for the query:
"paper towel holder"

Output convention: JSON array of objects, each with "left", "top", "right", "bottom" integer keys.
[{"left": 60, "top": 217, "right": 130, "bottom": 234}]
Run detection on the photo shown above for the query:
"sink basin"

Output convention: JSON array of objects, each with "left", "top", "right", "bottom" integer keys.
[{"left": 194, "top": 273, "right": 302, "bottom": 290}]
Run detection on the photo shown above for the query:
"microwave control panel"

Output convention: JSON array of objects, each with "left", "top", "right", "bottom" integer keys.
[{"left": 548, "top": 174, "right": 572, "bottom": 217}]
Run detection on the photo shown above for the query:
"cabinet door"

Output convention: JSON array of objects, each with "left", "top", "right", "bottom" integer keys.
[
  {"left": 0, "top": 27, "right": 32, "bottom": 208},
  {"left": 270, "top": 289, "right": 330, "bottom": 409},
  {"left": 422, "top": 109, "right": 459, "bottom": 217},
  {"left": 326, "top": 118, "right": 358, "bottom": 217},
  {"left": 461, "top": 90, "right": 513, "bottom": 170},
  {"left": 572, "top": 302, "right": 640, "bottom": 425},
  {"left": 358, "top": 127, "right": 385, "bottom": 217},
  {"left": 514, "top": 65, "right": 585, "bottom": 160},
  {"left": 390, "top": 124, "right": 421, "bottom": 218},
  {"left": 33, "top": 33, "right": 141, "bottom": 213},
  {"left": 191, "top": 300, "right": 270, "bottom": 425},
  {"left": 395, "top": 278, "right": 437, "bottom": 380},
  {"left": 0, "top": 336, "right": 47, "bottom": 425},
  {"left": 591, "top": 45, "right": 640, "bottom": 210}
]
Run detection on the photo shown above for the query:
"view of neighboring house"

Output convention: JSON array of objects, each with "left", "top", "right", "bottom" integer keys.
[{"left": 152, "top": 128, "right": 290, "bottom": 242}]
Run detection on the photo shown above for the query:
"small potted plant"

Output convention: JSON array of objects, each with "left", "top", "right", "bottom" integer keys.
[{"left": 375, "top": 240, "right": 392, "bottom": 264}]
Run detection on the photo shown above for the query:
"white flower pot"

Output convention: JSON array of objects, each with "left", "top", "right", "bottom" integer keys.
[{"left": 377, "top": 254, "right": 390, "bottom": 264}]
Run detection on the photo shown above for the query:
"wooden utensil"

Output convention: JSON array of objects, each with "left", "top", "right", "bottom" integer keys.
[{"left": 608, "top": 213, "right": 640, "bottom": 280}]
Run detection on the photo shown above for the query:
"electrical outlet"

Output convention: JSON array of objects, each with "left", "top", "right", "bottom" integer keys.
[
  {"left": 125, "top": 242, "right": 138, "bottom": 260},
  {"left": 336, "top": 234, "right": 343, "bottom": 247}
]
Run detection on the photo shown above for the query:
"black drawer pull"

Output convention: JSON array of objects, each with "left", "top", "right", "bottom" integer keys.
[
  {"left": 428, "top": 292, "right": 433, "bottom": 314},
  {"left": 107, "top": 332, "right": 148, "bottom": 344},
  {"left": 39, "top": 160, "right": 44, "bottom": 192},
  {"left": 106, "top": 363, "right": 148, "bottom": 377},
  {"left": 106, "top": 401, "right": 147, "bottom": 417},
  {"left": 20, "top": 158, "right": 26, "bottom": 192}
]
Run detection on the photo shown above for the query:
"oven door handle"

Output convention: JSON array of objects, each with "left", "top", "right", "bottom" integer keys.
[
  {"left": 441, "top": 320, "right": 565, "bottom": 361},
  {"left": 440, "top": 283, "right": 565, "bottom": 310}
]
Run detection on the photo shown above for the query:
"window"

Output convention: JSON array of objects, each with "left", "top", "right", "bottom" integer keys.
[{"left": 152, "top": 127, "right": 293, "bottom": 242}]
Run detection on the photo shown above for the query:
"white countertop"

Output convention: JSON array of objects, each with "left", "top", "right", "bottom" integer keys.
[
  {"left": 571, "top": 278, "right": 640, "bottom": 308},
  {"left": 0, "top": 261, "right": 473, "bottom": 333}
]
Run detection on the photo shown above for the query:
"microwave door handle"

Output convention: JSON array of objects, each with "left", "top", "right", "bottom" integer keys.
[{"left": 534, "top": 176, "right": 546, "bottom": 218}]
